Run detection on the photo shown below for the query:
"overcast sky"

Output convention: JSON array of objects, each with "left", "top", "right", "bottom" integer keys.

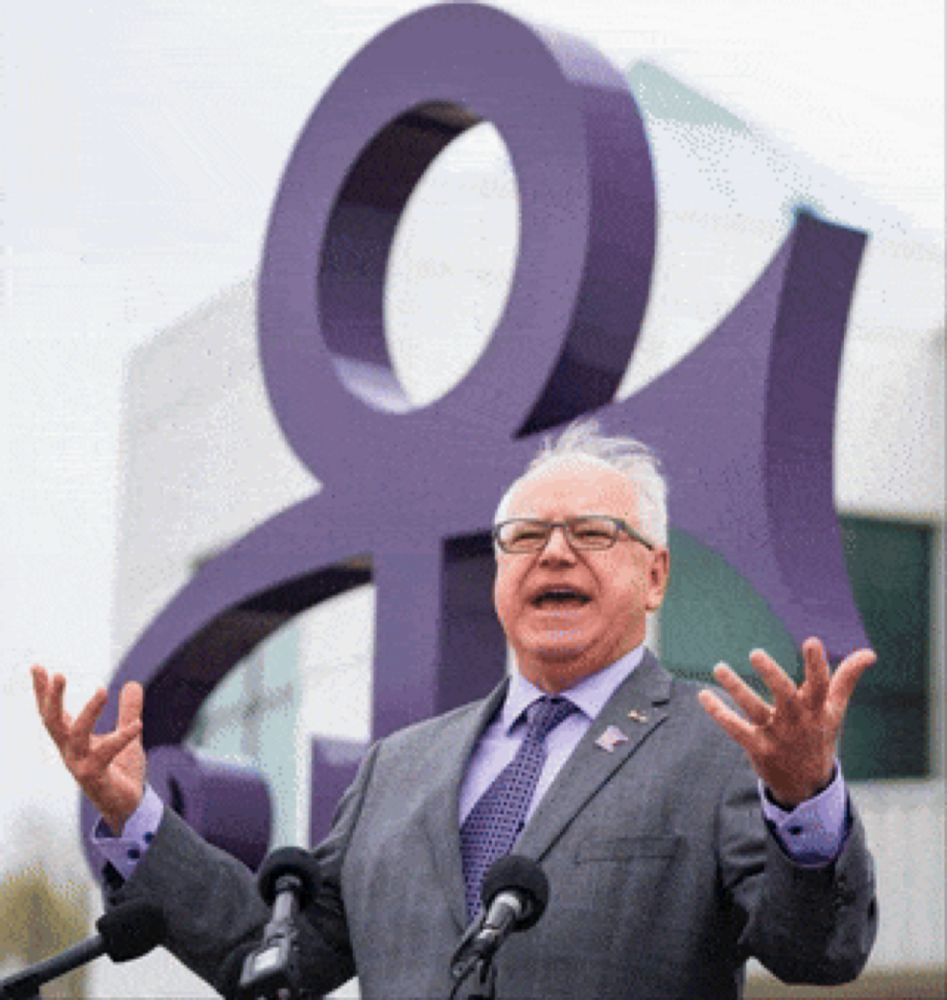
[{"left": 2, "top": 0, "right": 943, "bottom": 880}]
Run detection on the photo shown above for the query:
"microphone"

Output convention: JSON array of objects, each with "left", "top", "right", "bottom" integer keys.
[
  {"left": 230, "top": 847, "right": 322, "bottom": 1000},
  {"left": 0, "top": 900, "right": 165, "bottom": 1000},
  {"left": 450, "top": 855, "right": 549, "bottom": 982},
  {"left": 256, "top": 847, "right": 322, "bottom": 908}
]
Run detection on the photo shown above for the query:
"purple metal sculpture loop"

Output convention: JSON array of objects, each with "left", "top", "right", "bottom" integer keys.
[
  {"left": 85, "top": 2, "right": 868, "bottom": 871},
  {"left": 258, "top": 1, "right": 656, "bottom": 482}
]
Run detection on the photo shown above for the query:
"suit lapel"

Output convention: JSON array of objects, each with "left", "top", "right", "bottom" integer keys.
[
  {"left": 517, "top": 651, "right": 673, "bottom": 862},
  {"left": 420, "top": 678, "right": 509, "bottom": 931}
]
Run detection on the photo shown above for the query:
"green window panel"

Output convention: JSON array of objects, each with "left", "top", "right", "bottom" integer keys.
[{"left": 838, "top": 516, "right": 931, "bottom": 780}]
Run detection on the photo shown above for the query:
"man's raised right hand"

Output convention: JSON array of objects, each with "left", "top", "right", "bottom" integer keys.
[{"left": 31, "top": 666, "right": 146, "bottom": 835}]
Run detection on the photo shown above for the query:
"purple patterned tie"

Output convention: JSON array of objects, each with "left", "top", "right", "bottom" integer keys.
[{"left": 460, "top": 696, "right": 577, "bottom": 919}]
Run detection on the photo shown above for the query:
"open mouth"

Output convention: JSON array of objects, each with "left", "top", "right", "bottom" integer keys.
[{"left": 530, "top": 588, "right": 592, "bottom": 609}]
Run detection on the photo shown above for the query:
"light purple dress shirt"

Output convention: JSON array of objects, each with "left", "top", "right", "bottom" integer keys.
[{"left": 93, "top": 645, "right": 848, "bottom": 879}]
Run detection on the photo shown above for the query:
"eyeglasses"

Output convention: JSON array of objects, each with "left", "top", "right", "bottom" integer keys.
[{"left": 493, "top": 515, "right": 655, "bottom": 554}]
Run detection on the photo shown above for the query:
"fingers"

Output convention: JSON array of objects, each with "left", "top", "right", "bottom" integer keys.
[
  {"left": 31, "top": 668, "right": 145, "bottom": 759},
  {"left": 33, "top": 668, "right": 72, "bottom": 745},
  {"left": 117, "top": 682, "right": 144, "bottom": 728},
  {"left": 697, "top": 689, "right": 756, "bottom": 750},
  {"left": 71, "top": 687, "right": 109, "bottom": 752},
  {"left": 800, "top": 637, "right": 830, "bottom": 710},
  {"left": 747, "top": 648, "right": 797, "bottom": 710},
  {"left": 711, "top": 663, "right": 772, "bottom": 725},
  {"left": 48, "top": 672, "right": 73, "bottom": 730},
  {"left": 31, "top": 665, "right": 49, "bottom": 716},
  {"left": 828, "top": 647, "right": 876, "bottom": 709},
  {"left": 30, "top": 664, "right": 48, "bottom": 691},
  {"left": 94, "top": 719, "right": 143, "bottom": 765},
  {"left": 31, "top": 664, "right": 59, "bottom": 741}
]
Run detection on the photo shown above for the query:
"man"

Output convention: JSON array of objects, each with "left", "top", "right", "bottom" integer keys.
[{"left": 32, "top": 421, "right": 877, "bottom": 998}]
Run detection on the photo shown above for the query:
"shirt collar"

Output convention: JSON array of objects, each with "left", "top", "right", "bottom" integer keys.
[{"left": 501, "top": 645, "right": 646, "bottom": 734}]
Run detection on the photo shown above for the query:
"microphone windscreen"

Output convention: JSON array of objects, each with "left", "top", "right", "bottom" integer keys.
[
  {"left": 481, "top": 854, "right": 549, "bottom": 930},
  {"left": 257, "top": 846, "right": 322, "bottom": 907},
  {"left": 96, "top": 900, "right": 166, "bottom": 962}
]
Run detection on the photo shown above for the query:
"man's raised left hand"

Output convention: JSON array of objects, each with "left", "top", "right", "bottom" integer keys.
[{"left": 698, "top": 637, "right": 876, "bottom": 808}]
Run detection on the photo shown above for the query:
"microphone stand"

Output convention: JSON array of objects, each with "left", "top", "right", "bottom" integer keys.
[
  {"left": 234, "top": 873, "right": 304, "bottom": 1000},
  {"left": 0, "top": 900, "right": 164, "bottom": 1000},
  {"left": 447, "top": 855, "right": 550, "bottom": 1000},
  {"left": 1, "top": 937, "right": 109, "bottom": 1000},
  {"left": 231, "top": 847, "right": 323, "bottom": 1000}
]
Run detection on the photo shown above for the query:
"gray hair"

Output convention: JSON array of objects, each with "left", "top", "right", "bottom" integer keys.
[{"left": 495, "top": 419, "right": 668, "bottom": 546}]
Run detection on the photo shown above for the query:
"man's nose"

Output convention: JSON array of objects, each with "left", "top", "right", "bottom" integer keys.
[{"left": 538, "top": 523, "right": 577, "bottom": 563}]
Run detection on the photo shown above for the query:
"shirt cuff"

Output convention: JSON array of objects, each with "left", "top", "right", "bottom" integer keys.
[
  {"left": 91, "top": 784, "right": 164, "bottom": 885},
  {"left": 759, "top": 763, "right": 849, "bottom": 867}
]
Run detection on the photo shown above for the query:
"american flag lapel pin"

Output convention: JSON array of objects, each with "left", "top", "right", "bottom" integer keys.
[
  {"left": 627, "top": 708, "right": 648, "bottom": 724},
  {"left": 595, "top": 725, "right": 629, "bottom": 753}
]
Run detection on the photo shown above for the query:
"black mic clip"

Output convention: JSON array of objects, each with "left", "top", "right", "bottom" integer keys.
[
  {"left": 233, "top": 848, "right": 321, "bottom": 1000},
  {"left": 453, "top": 955, "right": 498, "bottom": 1000}
]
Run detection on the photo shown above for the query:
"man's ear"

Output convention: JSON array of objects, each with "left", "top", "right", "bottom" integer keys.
[{"left": 645, "top": 547, "right": 670, "bottom": 611}]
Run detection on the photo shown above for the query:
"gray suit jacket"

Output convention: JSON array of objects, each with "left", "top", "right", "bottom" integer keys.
[{"left": 112, "top": 652, "right": 877, "bottom": 998}]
